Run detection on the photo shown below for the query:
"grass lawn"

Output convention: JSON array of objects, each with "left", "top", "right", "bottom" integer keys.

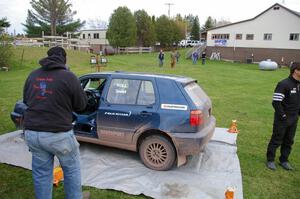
[{"left": 0, "top": 47, "right": 299, "bottom": 198}]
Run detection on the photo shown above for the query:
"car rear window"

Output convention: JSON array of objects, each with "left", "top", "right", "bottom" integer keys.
[
  {"left": 137, "top": 81, "right": 155, "bottom": 105},
  {"left": 184, "top": 82, "right": 209, "bottom": 107}
]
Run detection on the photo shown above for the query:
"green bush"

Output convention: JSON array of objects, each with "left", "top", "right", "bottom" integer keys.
[{"left": 0, "top": 34, "right": 13, "bottom": 68}]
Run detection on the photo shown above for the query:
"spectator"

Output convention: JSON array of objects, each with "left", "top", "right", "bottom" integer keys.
[
  {"left": 158, "top": 49, "right": 164, "bottom": 67},
  {"left": 201, "top": 51, "right": 206, "bottom": 65},
  {"left": 192, "top": 51, "right": 199, "bottom": 64},
  {"left": 170, "top": 49, "right": 176, "bottom": 68},
  {"left": 175, "top": 50, "right": 180, "bottom": 63}
]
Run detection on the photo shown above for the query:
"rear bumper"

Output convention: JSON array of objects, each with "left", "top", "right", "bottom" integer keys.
[{"left": 171, "top": 116, "right": 216, "bottom": 156}]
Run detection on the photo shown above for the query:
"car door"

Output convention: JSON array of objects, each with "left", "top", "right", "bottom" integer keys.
[
  {"left": 74, "top": 74, "right": 107, "bottom": 136},
  {"left": 98, "top": 77, "right": 159, "bottom": 144}
]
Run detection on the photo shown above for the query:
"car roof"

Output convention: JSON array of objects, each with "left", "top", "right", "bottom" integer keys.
[{"left": 82, "top": 71, "right": 196, "bottom": 85}]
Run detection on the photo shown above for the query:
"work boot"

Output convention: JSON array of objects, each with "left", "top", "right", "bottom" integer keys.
[
  {"left": 83, "top": 191, "right": 91, "bottom": 199},
  {"left": 279, "top": 162, "right": 294, "bottom": 170},
  {"left": 266, "top": 161, "right": 276, "bottom": 170}
]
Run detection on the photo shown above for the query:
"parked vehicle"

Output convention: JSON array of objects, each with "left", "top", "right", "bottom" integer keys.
[
  {"left": 11, "top": 71, "right": 215, "bottom": 171},
  {"left": 179, "top": 40, "right": 201, "bottom": 47}
]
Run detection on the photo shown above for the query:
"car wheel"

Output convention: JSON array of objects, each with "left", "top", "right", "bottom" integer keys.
[{"left": 139, "top": 135, "right": 176, "bottom": 171}]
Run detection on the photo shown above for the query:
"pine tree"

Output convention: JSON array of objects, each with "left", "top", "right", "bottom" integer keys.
[
  {"left": 0, "top": 18, "right": 10, "bottom": 34},
  {"left": 23, "top": 0, "right": 84, "bottom": 37},
  {"left": 190, "top": 16, "right": 200, "bottom": 40},
  {"left": 202, "top": 16, "right": 215, "bottom": 31}
]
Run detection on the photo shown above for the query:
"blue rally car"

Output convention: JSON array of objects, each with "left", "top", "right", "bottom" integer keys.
[{"left": 11, "top": 71, "right": 216, "bottom": 171}]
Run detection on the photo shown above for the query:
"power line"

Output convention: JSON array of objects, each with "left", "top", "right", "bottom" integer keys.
[{"left": 165, "top": 3, "right": 174, "bottom": 18}]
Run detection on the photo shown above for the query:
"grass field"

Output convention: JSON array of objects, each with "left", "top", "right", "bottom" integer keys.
[{"left": 0, "top": 47, "right": 299, "bottom": 198}]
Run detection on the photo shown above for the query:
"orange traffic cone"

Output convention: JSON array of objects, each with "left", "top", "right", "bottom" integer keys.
[
  {"left": 53, "top": 166, "right": 64, "bottom": 186},
  {"left": 225, "top": 187, "right": 236, "bottom": 199},
  {"left": 228, "top": 120, "right": 239, "bottom": 133}
]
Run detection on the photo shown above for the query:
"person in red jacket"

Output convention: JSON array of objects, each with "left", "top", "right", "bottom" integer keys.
[
  {"left": 266, "top": 62, "right": 300, "bottom": 170},
  {"left": 23, "top": 47, "right": 89, "bottom": 198}
]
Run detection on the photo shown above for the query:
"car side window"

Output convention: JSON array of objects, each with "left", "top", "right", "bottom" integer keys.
[
  {"left": 137, "top": 81, "right": 155, "bottom": 105},
  {"left": 83, "top": 78, "right": 105, "bottom": 90},
  {"left": 107, "top": 79, "right": 141, "bottom": 104}
]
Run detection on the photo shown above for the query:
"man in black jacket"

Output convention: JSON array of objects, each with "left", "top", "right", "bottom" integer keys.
[
  {"left": 23, "top": 47, "right": 88, "bottom": 199},
  {"left": 266, "top": 62, "right": 300, "bottom": 170}
]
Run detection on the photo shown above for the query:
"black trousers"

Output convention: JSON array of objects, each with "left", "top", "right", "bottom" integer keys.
[{"left": 267, "top": 113, "right": 298, "bottom": 162}]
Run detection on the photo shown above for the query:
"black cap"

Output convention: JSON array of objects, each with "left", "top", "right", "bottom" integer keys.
[
  {"left": 290, "top": 62, "right": 300, "bottom": 74},
  {"left": 48, "top": 46, "right": 66, "bottom": 59}
]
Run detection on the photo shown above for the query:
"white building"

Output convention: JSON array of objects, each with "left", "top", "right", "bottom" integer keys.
[
  {"left": 78, "top": 29, "right": 110, "bottom": 53},
  {"left": 206, "top": 3, "right": 300, "bottom": 65}
]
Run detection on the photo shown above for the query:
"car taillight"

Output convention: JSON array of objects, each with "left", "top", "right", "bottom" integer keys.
[{"left": 190, "top": 110, "right": 204, "bottom": 126}]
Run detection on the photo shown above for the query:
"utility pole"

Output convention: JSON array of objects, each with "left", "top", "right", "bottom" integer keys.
[{"left": 165, "top": 3, "right": 174, "bottom": 18}]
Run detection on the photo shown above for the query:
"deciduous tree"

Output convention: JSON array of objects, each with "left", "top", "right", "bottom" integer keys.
[
  {"left": 174, "top": 14, "right": 187, "bottom": 40},
  {"left": 155, "top": 15, "right": 181, "bottom": 47},
  {"left": 0, "top": 18, "right": 12, "bottom": 68},
  {"left": 107, "top": 6, "right": 137, "bottom": 47},
  {"left": 134, "top": 10, "right": 156, "bottom": 47}
]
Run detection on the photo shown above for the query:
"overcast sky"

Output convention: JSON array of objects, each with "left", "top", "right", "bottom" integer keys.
[{"left": 1, "top": 0, "right": 300, "bottom": 34}]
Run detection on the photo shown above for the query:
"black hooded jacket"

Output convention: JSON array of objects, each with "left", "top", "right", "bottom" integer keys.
[{"left": 23, "top": 54, "right": 87, "bottom": 132}]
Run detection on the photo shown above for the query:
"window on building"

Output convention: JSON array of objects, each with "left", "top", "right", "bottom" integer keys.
[
  {"left": 88, "top": 33, "right": 91, "bottom": 39},
  {"left": 236, "top": 34, "right": 242, "bottom": 40},
  {"left": 264, "top": 33, "right": 272, "bottom": 40},
  {"left": 211, "top": 34, "right": 230, "bottom": 40},
  {"left": 94, "top": 33, "right": 99, "bottom": 39},
  {"left": 82, "top": 34, "right": 85, "bottom": 39},
  {"left": 289, "top": 33, "right": 299, "bottom": 41},
  {"left": 246, "top": 34, "right": 254, "bottom": 40}
]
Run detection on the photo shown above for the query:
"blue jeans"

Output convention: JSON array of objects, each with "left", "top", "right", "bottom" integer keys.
[
  {"left": 159, "top": 59, "right": 163, "bottom": 67},
  {"left": 192, "top": 58, "right": 197, "bottom": 64},
  {"left": 24, "top": 130, "right": 82, "bottom": 199}
]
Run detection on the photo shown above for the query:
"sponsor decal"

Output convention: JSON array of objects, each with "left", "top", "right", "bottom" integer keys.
[
  {"left": 214, "top": 39, "right": 227, "bottom": 46},
  {"left": 100, "top": 129, "right": 124, "bottom": 138},
  {"left": 104, "top": 111, "right": 131, "bottom": 117},
  {"left": 291, "top": 88, "right": 297, "bottom": 94},
  {"left": 116, "top": 89, "right": 127, "bottom": 94},
  {"left": 161, "top": 104, "right": 188, "bottom": 111},
  {"left": 116, "top": 83, "right": 128, "bottom": 88}
]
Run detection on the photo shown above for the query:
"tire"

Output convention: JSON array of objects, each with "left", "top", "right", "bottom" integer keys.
[{"left": 139, "top": 135, "right": 176, "bottom": 171}]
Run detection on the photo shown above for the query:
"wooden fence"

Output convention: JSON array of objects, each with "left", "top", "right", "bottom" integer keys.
[{"left": 117, "top": 47, "right": 152, "bottom": 54}]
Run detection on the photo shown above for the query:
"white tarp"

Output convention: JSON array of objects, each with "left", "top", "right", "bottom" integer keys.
[{"left": 0, "top": 128, "right": 243, "bottom": 199}]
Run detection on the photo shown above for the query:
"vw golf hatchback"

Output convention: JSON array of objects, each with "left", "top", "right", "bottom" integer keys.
[{"left": 11, "top": 71, "right": 216, "bottom": 170}]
